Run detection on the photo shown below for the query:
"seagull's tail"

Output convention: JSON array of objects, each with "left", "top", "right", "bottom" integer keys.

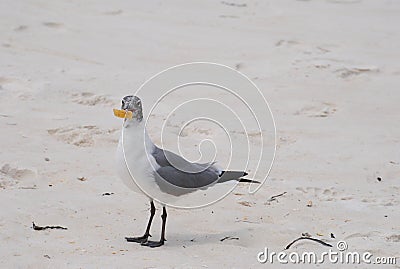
[{"left": 218, "top": 171, "right": 260, "bottom": 184}]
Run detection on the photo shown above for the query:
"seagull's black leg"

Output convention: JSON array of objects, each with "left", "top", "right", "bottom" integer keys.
[
  {"left": 141, "top": 206, "right": 167, "bottom": 248},
  {"left": 126, "top": 201, "right": 155, "bottom": 243}
]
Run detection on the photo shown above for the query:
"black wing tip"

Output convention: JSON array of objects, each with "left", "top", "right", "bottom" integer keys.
[
  {"left": 220, "top": 170, "right": 248, "bottom": 177},
  {"left": 239, "top": 178, "right": 261, "bottom": 184}
]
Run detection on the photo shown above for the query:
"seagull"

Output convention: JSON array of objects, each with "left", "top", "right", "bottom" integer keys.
[{"left": 115, "top": 95, "right": 259, "bottom": 248}]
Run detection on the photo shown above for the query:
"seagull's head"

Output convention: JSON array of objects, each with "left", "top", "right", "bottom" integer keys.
[
  {"left": 115, "top": 95, "right": 143, "bottom": 122},
  {"left": 121, "top": 95, "right": 142, "bottom": 111}
]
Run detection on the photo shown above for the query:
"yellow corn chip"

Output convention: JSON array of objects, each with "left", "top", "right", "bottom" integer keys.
[{"left": 113, "top": 109, "right": 133, "bottom": 119}]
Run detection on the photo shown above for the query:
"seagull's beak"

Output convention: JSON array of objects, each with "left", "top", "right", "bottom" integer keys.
[{"left": 113, "top": 108, "right": 133, "bottom": 119}]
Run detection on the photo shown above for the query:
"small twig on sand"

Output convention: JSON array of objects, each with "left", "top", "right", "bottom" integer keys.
[
  {"left": 220, "top": 236, "right": 239, "bottom": 242},
  {"left": 267, "top": 192, "right": 287, "bottom": 202},
  {"left": 32, "top": 222, "right": 67, "bottom": 231},
  {"left": 285, "top": 236, "right": 332, "bottom": 250}
]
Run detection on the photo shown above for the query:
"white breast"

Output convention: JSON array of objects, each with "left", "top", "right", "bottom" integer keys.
[{"left": 115, "top": 120, "right": 161, "bottom": 198}]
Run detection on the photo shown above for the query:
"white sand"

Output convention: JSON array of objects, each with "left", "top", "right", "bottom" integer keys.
[{"left": 0, "top": 0, "right": 399, "bottom": 268}]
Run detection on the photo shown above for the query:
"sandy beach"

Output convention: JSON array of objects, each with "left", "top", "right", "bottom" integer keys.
[{"left": 1, "top": 0, "right": 399, "bottom": 268}]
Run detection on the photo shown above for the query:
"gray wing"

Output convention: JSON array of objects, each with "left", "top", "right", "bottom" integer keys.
[
  {"left": 154, "top": 166, "right": 219, "bottom": 196},
  {"left": 152, "top": 147, "right": 220, "bottom": 196},
  {"left": 151, "top": 147, "right": 250, "bottom": 196},
  {"left": 152, "top": 146, "right": 214, "bottom": 173}
]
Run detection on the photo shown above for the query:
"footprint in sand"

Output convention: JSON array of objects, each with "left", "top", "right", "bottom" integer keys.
[
  {"left": 295, "top": 102, "right": 337, "bottom": 117},
  {"left": 295, "top": 186, "right": 339, "bottom": 201},
  {"left": 103, "top": 10, "right": 123, "bottom": 15},
  {"left": 233, "top": 130, "right": 264, "bottom": 146},
  {"left": 297, "top": 56, "right": 380, "bottom": 79},
  {"left": 334, "top": 66, "right": 380, "bottom": 78},
  {"left": 71, "top": 92, "right": 117, "bottom": 107},
  {"left": 0, "top": 77, "right": 35, "bottom": 100},
  {"left": 0, "top": 77, "right": 16, "bottom": 87},
  {"left": 48, "top": 125, "right": 118, "bottom": 147},
  {"left": 165, "top": 119, "right": 216, "bottom": 138},
  {"left": 344, "top": 231, "right": 380, "bottom": 240},
  {"left": 278, "top": 135, "right": 296, "bottom": 148},
  {"left": 361, "top": 191, "right": 398, "bottom": 207},
  {"left": 42, "top": 22, "right": 64, "bottom": 28},
  {"left": 0, "top": 164, "right": 37, "bottom": 189},
  {"left": 361, "top": 198, "right": 377, "bottom": 203},
  {"left": 0, "top": 77, "right": 24, "bottom": 86},
  {"left": 14, "top": 25, "right": 28, "bottom": 32},
  {"left": 275, "top": 39, "right": 300, "bottom": 47},
  {"left": 386, "top": 234, "right": 400, "bottom": 242},
  {"left": 179, "top": 127, "right": 213, "bottom": 137}
]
